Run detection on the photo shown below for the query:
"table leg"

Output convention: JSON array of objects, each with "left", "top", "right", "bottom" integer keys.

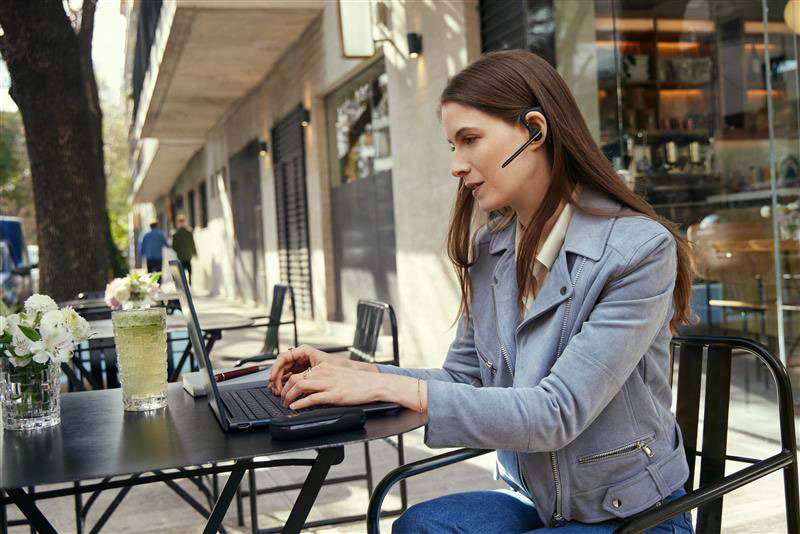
[
  {"left": 282, "top": 446, "right": 345, "bottom": 534},
  {"left": 203, "top": 461, "right": 248, "bottom": 534},
  {"left": 5, "top": 488, "right": 57, "bottom": 534}
]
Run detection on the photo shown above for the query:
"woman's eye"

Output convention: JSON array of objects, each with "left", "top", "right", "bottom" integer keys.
[{"left": 463, "top": 136, "right": 477, "bottom": 145}]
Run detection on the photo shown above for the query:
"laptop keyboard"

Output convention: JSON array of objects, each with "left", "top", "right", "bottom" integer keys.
[{"left": 222, "top": 387, "right": 332, "bottom": 421}]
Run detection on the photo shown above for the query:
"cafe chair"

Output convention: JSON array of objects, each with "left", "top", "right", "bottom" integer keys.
[
  {"left": 366, "top": 335, "right": 800, "bottom": 534},
  {"left": 235, "top": 299, "right": 408, "bottom": 533},
  {"left": 217, "top": 284, "right": 298, "bottom": 367}
]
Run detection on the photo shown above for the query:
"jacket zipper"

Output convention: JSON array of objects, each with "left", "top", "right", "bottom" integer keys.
[
  {"left": 578, "top": 435, "right": 656, "bottom": 465},
  {"left": 475, "top": 348, "right": 497, "bottom": 375},
  {"left": 550, "top": 256, "right": 587, "bottom": 526},
  {"left": 490, "top": 284, "right": 515, "bottom": 377}
]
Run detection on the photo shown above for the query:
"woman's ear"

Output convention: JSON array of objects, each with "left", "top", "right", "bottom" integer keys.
[{"left": 523, "top": 110, "right": 547, "bottom": 146}]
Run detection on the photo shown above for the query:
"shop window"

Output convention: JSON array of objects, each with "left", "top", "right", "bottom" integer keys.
[
  {"left": 188, "top": 189, "right": 196, "bottom": 228},
  {"left": 199, "top": 180, "right": 208, "bottom": 227},
  {"left": 325, "top": 60, "right": 391, "bottom": 187}
]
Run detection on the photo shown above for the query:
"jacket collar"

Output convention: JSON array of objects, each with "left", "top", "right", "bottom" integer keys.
[{"left": 488, "top": 187, "right": 620, "bottom": 261}]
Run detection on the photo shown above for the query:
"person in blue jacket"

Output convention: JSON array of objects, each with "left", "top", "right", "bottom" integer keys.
[
  {"left": 139, "top": 219, "right": 168, "bottom": 273},
  {"left": 268, "top": 50, "right": 695, "bottom": 533}
]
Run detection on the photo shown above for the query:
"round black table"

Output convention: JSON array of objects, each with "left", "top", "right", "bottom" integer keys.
[{"left": 0, "top": 384, "right": 427, "bottom": 533}]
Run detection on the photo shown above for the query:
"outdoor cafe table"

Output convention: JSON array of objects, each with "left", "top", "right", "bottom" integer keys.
[
  {"left": 0, "top": 384, "right": 427, "bottom": 533},
  {"left": 59, "top": 291, "right": 181, "bottom": 313},
  {"left": 85, "top": 312, "right": 254, "bottom": 382}
]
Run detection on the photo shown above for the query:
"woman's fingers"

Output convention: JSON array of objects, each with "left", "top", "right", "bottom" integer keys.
[{"left": 289, "top": 391, "right": 333, "bottom": 410}]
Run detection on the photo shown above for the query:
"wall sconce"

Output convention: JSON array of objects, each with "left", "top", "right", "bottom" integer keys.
[
  {"left": 259, "top": 141, "right": 269, "bottom": 156},
  {"left": 407, "top": 32, "right": 423, "bottom": 58},
  {"left": 300, "top": 107, "right": 311, "bottom": 128},
  {"left": 786, "top": 0, "right": 800, "bottom": 33}
]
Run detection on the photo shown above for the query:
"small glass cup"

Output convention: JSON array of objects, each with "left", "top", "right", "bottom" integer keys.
[{"left": 111, "top": 307, "right": 168, "bottom": 411}]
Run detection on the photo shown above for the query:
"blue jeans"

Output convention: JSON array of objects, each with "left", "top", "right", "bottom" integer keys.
[{"left": 393, "top": 488, "right": 693, "bottom": 533}]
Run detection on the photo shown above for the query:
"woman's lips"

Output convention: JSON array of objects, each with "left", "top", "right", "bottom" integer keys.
[{"left": 471, "top": 183, "right": 483, "bottom": 196}]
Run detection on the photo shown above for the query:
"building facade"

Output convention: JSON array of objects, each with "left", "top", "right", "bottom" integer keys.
[{"left": 124, "top": 0, "right": 800, "bottom": 381}]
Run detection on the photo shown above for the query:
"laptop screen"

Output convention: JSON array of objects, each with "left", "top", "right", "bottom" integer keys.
[{"left": 168, "top": 260, "right": 229, "bottom": 430}]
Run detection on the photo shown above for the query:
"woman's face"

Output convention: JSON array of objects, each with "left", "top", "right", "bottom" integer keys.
[{"left": 441, "top": 102, "right": 551, "bottom": 223}]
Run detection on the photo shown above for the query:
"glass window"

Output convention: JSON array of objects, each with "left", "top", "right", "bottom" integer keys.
[
  {"left": 188, "top": 189, "right": 196, "bottom": 228},
  {"left": 325, "top": 60, "right": 391, "bottom": 187},
  {"left": 199, "top": 180, "right": 208, "bottom": 227},
  {"left": 588, "top": 0, "right": 800, "bottom": 371}
]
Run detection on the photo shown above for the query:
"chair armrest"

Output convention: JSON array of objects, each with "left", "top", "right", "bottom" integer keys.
[
  {"left": 221, "top": 319, "right": 274, "bottom": 332},
  {"left": 315, "top": 345, "right": 351, "bottom": 354},
  {"left": 366, "top": 448, "right": 492, "bottom": 534},
  {"left": 614, "top": 450, "right": 794, "bottom": 533},
  {"left": 234, "top": 353, "right": 278, "bottom": 367}
]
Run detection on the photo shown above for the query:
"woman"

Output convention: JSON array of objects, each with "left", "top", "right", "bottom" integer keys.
[{"left": 268, "top": 50, "right": 694, "bottom": 533}]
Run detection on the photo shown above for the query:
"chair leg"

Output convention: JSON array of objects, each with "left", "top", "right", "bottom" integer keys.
[
  {"left": 27, "top": 487, "right": 34, "bottom": 534},
  {"left": 74, "top": 481, "right": 84, "bottom": 534},
  {"left": 784, "top": 460, "right": 800, "bottom": 534},
  {"left": 397, "top": 434, "right": 408, "bottom": 511},
  {"left": 249, "top": 468, "right": 259, "bottom": 534},
  {"left": 1, "top": 491, "right": 8, "bottom": 534},
  {"left": 235, "top": 485, "right": 244, "bottom": 527},
  {"left": 363, "top": 442, "right": 374, "bottom": 497}
]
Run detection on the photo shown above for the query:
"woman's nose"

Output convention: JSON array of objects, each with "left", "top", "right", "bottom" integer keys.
[{"left": 450, "top": 157, "right": 470, "bottom": 179}]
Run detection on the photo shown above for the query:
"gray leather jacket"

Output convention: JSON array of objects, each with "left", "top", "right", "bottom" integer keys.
[{"left": 378, "top": 188, "right": 689, "bottom": 526}]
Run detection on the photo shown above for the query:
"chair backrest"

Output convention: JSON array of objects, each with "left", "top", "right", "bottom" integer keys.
[
  {"left": 67, "top": 338, "right": 119, "bottom": 391},
  {"left": 77, "top": 290, "right": 105, "bottom": 300},
  {"left": 670, "top": 335, "right": 798, "bottom": 533},
  {"left": 348, "top": 299, "right": 399, "bottom": 366},
  {"left": 261, "top": 285, "right": 290, "bottom": 355}
]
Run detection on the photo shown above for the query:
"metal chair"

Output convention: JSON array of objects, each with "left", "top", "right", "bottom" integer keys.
[
  {"left": 235, "top": 299, "right": 408, "bottom": 533},
  {"left": 219, "top": 284, "right": 298, "bottom": 367},
  {"left": 366, "top": 335, "right": 800, "bottom": 534}
]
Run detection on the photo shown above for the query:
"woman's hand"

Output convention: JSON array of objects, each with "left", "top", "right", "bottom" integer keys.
[
  {"left": 280, "top": 363, "right": 427, "bottom": 414},
  {"left": 268, "top": 344, "right": 350, "bottom": 395},
  {"left": 279, "top": 362, "right": 385, "bottom": 409}
]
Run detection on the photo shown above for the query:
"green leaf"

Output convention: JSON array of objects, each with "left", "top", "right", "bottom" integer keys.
[
  {"left": 149, "top": 272, "right": 161, "bottom": 284},
  {"left": 17, "top": 324, "right": 41, "bottom": 342}
]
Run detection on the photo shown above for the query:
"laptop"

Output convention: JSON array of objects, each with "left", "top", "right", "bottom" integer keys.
[{"left": 168, "top": 260, "right": 400, "bottom": 431}]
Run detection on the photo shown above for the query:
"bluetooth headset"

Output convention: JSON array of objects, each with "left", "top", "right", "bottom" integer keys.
[{"left": 501, "top": 106, "right": 548, "bottom": 169}]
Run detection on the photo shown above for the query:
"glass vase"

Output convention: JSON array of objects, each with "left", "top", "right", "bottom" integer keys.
[{"left": 0, "top": 358, "right": 61, "bottom": 430}]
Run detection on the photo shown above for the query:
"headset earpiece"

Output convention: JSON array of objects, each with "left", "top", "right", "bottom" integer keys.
[{"left": 501, "top": 106, "right": 546, "bottom": 169}]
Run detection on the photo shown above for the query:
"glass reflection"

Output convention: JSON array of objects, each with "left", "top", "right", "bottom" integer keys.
[
  {"left": 326, "top": 62, "right": 391, "bottom": 187},
  {"left": 590, "top": 0, "right": 800, "bottom": 391}
]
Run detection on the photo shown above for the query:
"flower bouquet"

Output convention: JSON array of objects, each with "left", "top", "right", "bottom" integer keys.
[
  {"left": 0, "top": 294, "right": 91, "bottom": 429},
  {"left": 105, "top": 272, "right": 161, "bottom": 310}
]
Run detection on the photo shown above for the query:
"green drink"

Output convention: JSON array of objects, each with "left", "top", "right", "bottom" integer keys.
[{"left": 111, "top": 307, "right": 168, "bottom": 411}]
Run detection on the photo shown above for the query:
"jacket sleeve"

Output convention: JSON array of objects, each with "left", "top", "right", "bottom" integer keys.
[
  {"left": 423, "top": 231, "right": 677, "bottom": 452},
  {"left": 376, "top": 313, "right": 482, "bottom": 386}
]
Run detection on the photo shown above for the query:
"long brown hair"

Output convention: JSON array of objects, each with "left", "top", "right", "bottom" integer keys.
[{"left": 442, "top": 50, "right": 694, "bottom": 334}]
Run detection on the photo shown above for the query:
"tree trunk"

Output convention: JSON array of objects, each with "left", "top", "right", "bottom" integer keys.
[{"left": 0, "top": 0, "right": 111, "bottom": 302}]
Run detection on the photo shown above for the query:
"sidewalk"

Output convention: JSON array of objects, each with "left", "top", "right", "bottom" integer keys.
[{"left": 4, "top": 294, "right": 797, "bottom": 532}]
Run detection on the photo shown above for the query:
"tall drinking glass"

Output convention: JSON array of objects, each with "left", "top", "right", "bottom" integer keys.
[{"left": 111, "top": 307, "right": 168, "bottom": 411}]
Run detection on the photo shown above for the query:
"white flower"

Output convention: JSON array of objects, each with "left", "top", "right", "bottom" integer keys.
[
  {"left": 7, "top": 314, "right": 32, "bottom": 356},
  {"left": 29, "top": 326, "right": 74, "bottom": 365},
  {"left": 62, "top": 307, "right": 91, "bottom": 343},
  {"left": 24, "top": 294, "right": 58, "bottom": 318},
  {"left": 114, "top": 284, "right": 131, "bottom": 303},
  {"left": 760, "top": 205, "right": 771, "bottom": 219},
  {"left": 40, "top": 309, "right": 66, "bottom": 335},
  {"left": 0, "top": 315, "right": 6, "bottom": 335}
]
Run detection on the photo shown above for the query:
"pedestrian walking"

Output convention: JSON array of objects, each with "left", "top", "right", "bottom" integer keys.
[
  {"left": 139, "top": 218, "right": 168, "bottom": 273},
  {"left": 171, "top": 214, "right": 197, "bottom": 284}
]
